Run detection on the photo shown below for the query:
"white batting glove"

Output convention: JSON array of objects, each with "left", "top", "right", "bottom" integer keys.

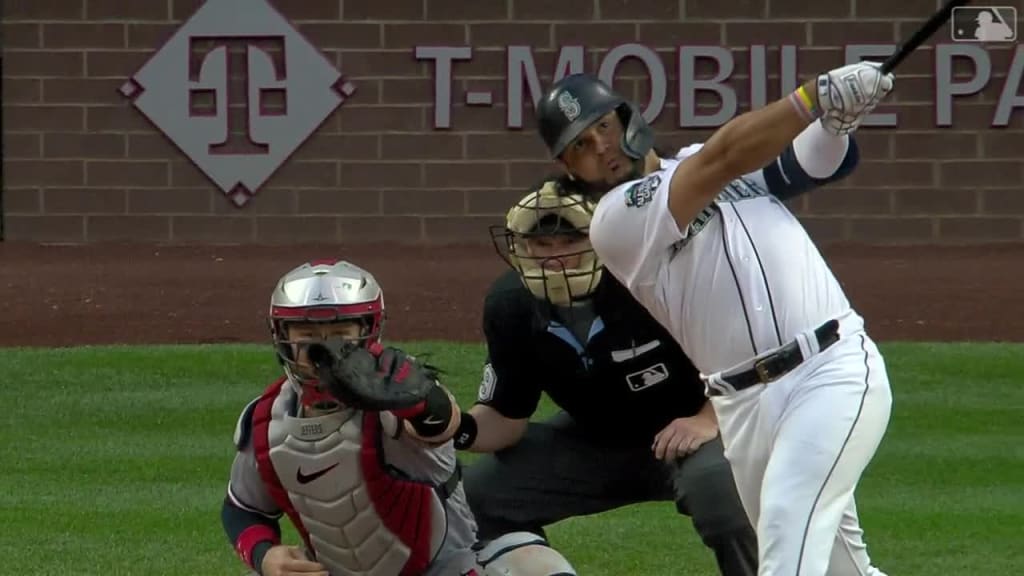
[{"left": 815, "top": 61, "right": 895, "bottom": 136}]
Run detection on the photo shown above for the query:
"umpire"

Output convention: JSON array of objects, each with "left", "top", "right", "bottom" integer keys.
[{"left": 456, "top": 179, "right": 757, "bottom": 575}]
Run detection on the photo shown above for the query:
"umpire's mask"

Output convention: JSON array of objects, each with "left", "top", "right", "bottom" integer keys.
[{"left": 491, "top": 180, "right": 602, "bottom": 307}]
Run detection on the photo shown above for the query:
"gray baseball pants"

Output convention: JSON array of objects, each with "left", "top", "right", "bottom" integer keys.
[{"left": 462, "top": 411, "right": 758, "bottom": 576}]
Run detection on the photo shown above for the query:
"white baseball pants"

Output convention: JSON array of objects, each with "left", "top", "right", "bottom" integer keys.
[{"left": 708, "top": 322, "right": 892, "bottom": 576}]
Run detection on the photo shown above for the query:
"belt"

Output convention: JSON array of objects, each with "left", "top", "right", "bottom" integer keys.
[{"left": 708, "top": 319, "right": 841, "bottom": 396}]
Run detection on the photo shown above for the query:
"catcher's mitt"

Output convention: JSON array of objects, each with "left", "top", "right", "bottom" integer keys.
[{"left": 307, "top": 341, "right": 439, "bottom": 412}]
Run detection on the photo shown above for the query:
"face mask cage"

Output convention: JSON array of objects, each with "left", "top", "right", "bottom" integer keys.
[
  {"left": 491, "top": 184, "right": 603, "bottom": 306},
  {"left": 268, "top": 306, "right": 384, "bottom": 410}
]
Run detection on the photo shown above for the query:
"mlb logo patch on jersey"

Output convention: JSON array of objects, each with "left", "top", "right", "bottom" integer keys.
[
  {"left": 626, "top": 363, "right": 669, "bottom": 391},
  {"left": 624, "top": 174, "right": 661, "bottom": 208}
]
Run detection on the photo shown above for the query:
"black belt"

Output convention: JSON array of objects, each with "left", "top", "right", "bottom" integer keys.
[{"left": 712, "top": 319, "right": 841, "bottom": 395}]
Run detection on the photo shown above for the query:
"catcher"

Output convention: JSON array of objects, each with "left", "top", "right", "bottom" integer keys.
[{"left": 219, "top": 259, "right": 576, "bottom": 576}]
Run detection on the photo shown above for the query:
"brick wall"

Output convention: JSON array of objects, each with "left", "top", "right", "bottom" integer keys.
[{"left": 2, "top": 0, "right": 1022, "bottom": 244}]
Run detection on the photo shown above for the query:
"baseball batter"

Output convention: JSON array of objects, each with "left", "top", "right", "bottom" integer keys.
[
  {"left": 531, "top": 66, "right": 896, "bottom": 576},
  {"left": 220, "top": 260, "right": 576, "bottom": 576}
]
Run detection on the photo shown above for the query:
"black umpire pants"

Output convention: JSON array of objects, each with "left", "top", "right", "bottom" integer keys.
[{"left": 462, "top": 411, "right": 757, "bottom": 576}]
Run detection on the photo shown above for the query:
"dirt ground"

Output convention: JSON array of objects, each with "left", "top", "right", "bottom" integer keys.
[{"left": 1, "top": 242, "right": 1021, "bottom": 348}]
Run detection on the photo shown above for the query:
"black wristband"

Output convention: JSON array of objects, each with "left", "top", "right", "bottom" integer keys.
[{"left": 453, "top": 412, "right": 478, "bottom": 450}]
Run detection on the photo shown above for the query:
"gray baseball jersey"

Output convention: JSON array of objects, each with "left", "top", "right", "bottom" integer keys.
[{"left": 228, "top": 381, "right": 478, "bottom": 576}]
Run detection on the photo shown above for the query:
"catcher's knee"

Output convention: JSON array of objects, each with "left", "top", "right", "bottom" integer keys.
[{"left": 474, "top": 531, "right": 576, "bottom": 576}]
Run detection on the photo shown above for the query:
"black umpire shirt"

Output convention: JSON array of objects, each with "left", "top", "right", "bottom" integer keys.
[{"left": 477, "top": 269, "right": 708, "bottom": 448}]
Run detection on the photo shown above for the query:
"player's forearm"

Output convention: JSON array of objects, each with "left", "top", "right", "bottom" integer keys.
[
  {"left": 456, "top": 404, "right": 528, "bottom": 453},
  {"left": 221, "top": 496, "right": 281, "bottom": 575},
  {"left": 701, "top": 79, "right": 819, "bottom": 182}
]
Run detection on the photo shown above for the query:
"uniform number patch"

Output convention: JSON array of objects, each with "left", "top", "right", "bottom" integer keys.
[
  {"left": 624, "top": 174, "right": 661, "bottom": 208},
  {"left": 625, "top": 363, "right": 669, "bottom": 391},
  {"left": 477, "top": 363, "right": 497, "bottom": 402}
]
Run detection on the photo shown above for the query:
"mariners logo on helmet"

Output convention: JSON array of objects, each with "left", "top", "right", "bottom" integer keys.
[
  {"left": 557, "top": 91, "right": 581, "bottom": 121},
  {"left": 536, "top": 73, "right": 655, "bottom": 163}
]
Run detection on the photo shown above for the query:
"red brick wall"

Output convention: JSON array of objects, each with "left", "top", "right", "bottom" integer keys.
[{"left": 2, "top": 0, "right": 1022, "bottom": 244}]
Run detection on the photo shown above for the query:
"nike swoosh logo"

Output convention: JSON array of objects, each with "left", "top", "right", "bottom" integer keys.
[
  {"left": 296, "top": 463, "right": 339, "bottom": 484},
  {"left": 422, "top": 415, "right": 444, "bottom": 425}
]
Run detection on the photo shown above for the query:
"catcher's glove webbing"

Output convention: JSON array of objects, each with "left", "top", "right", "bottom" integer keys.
[{"left": 307, "top": 342, "right": 439, "bottom": 413}]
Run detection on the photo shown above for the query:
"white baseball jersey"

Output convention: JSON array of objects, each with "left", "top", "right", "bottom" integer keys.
[{"left": 590, "top": 144, "right": 858, "bottom": 376}]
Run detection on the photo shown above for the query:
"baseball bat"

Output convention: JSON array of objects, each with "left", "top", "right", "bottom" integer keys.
[{"left": 879, "top": 0, "right": 973, "bottom": 73}]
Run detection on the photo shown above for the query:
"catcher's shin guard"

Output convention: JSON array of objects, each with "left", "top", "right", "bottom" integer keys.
[{"left": 475, "top": 532, "right": 577, "bottom": 576}]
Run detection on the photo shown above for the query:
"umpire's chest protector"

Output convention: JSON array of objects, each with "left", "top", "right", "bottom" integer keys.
[{"left": 251, "top": 382, "right": 449, "bottom": 576}]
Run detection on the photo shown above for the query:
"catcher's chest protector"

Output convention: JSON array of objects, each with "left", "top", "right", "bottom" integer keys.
[{"left": 251, "top": 383, "right": 448, "bottom": 576}]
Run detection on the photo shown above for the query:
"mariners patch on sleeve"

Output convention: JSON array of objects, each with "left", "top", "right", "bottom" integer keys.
[
  {"left": 624, "top": 174, "right": 661, "bottom": 208},
  {"left": 477, "top": 363, "right": 497, "bottom": 402}
]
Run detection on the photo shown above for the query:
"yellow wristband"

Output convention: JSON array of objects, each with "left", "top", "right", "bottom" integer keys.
[{"left": 797, "top": 85, "right": 815, "bottom": 113}]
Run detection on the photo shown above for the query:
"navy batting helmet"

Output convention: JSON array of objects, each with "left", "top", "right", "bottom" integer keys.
[{"left": 536, "top": 73, "right": 654, "bottom": 161}]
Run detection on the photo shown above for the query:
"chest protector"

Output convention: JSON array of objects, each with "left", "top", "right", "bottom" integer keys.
[{"left": 250, "top": 379, "right": 450, "bottom": 576}]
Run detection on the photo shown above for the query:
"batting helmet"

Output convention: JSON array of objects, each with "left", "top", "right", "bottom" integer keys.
[
  {"left": 536, "top": 73, "right": 654, "bottom": 161},
  {"left": 268, "top": 259, "right": 385, "bottom": 409},
  {"left": 491, "top": 179, "right": 602, "bottom": 307}
]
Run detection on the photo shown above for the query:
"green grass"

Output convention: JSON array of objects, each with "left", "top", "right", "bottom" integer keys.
[{"left": 1, "top": 342, "right": 1022, "bottom": 576}]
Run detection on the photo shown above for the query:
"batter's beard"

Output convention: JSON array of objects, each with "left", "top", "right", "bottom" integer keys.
[{"left": 568, "top": 156, "right": 647, "bottom": 202}]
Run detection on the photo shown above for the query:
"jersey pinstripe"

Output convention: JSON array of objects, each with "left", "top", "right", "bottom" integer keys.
[{"left": 590, "top": 144, "right": 853, "bottom": 375}]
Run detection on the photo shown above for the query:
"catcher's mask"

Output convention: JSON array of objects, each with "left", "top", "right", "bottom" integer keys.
[
  {"left": 268, "top": 259, "right": 385, "bottom": 410},
  {"left": 491, "top": 180, "right": 602, "bottom": 307}
]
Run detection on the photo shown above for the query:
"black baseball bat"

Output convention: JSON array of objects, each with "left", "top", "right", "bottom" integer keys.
[{"left": 880, "top": 0, "right": 973, "bottom": 73}]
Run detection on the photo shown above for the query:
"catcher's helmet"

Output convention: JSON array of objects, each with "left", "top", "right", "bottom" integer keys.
[
  {"left": 491, "top": 179, "right": 602, "bottom": 306},
  {"left": 268, "top": 259, "right": 385, "bottom": 408},
  {"left": 537, "top": 73, "right": 654, "bottom": 161}
]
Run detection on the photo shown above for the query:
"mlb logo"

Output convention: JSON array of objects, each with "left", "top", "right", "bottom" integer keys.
[
  {"left": 626, "top": 363, "right": 669, "bottom": 391},
  {"left": 951, "top": 6, "right": 1017, "bottom": 42}
]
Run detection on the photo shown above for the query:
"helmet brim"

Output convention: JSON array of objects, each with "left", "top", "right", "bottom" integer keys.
[{"left": 549, "top": 103, "right": 619, "bottom": 159}]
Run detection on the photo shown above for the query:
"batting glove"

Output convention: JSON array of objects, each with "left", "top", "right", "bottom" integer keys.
[{"left": 815, "top": 61, "right": 895, "bottom": 136}]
